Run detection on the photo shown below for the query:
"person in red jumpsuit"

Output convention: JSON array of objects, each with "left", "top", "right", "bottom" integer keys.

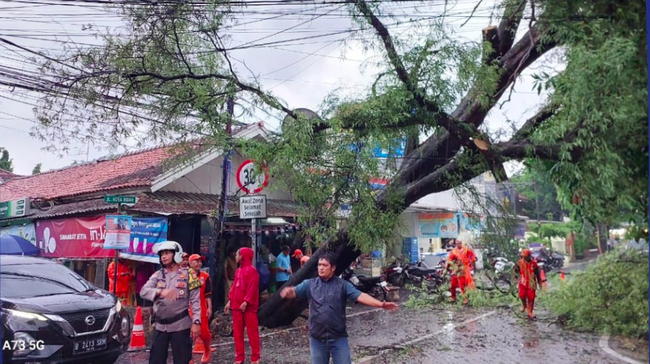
[
  {"left": 225, "top": 248, "right": 260, "bottom": 364},
  {"left": 107, "top": 258, "right": 132, "bottom": 305},
  {"left": 189, "top": 254, "right": 213, "bottom": 363},
  {"left": 518, "top": 248, "right": 544, "bottom": 319}
]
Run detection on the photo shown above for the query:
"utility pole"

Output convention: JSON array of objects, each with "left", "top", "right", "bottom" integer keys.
[{"left": 211, "top": 96, "right": 234, "bottom": 306}]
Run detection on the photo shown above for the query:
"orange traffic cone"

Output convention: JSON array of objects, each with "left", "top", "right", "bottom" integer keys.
[
  {"left": 192, "top": 337, "right": 216, "bottom": 354},
  {"left": 540, "top": 269, "right": 547, "bottom": 289},
  {"left": 129, "top": 306, "right": 146, "bottom": 351}
]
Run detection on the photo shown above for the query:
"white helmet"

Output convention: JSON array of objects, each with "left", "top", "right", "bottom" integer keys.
[{"left": 155, "top": 241, "right": 183, "bottom": 264}]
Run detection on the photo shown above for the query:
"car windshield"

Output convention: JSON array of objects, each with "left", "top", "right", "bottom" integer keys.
[{"left": 0, "top": 263, "right": 93, "bottom": 299}]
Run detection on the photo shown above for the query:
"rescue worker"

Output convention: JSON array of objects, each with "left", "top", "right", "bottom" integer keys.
[
  {"left": 447, "top": 239, "right": 477, "bottom": 289},
  {"left": 140, "top": 241, "right": 202, "bottom": 364},
  {"left": 517, "top": 248, "right": 544, "bottom": 319},
  {"left": 107, "top": 258, "right": 132, "bottom": 305},
  {"left": 447, "top": 254, "right": 468, "bottom": 304},
  {"left": 225, "top": 247, "right": 261, "bottom": 364},
  {"left": 189, "top": 254, "right": 213, "bottom": 363}
]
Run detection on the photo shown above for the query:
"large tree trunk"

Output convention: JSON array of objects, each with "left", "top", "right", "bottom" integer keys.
[{"left": 258, "top": 232, "right": 359, "bottom": 328}]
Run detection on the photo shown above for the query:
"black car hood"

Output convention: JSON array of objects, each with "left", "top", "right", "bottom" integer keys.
[{"left": 2, "top": 290, "right": 115, "bottom": 314}]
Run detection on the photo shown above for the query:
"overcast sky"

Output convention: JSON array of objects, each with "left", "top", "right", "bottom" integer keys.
[{"left": 0, "top": 0, "right": 554, "bottom": 176}]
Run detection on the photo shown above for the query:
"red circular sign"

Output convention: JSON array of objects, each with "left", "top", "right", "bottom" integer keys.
[{"left": 236, "top": 160, "right": 269, "bottom": 194}]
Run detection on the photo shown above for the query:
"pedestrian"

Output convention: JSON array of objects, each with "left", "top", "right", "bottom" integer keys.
[
  {"left": 181, "top": 252, "right": 190, "bottom": 269},
  {"left": 140, "top": 241, "right": 202, "bottom": 364},
  {"left": 189, "top": 254, "right": 213, "bottom": 363},
  {"left": 280, "top": 253, "right": 398, "bottom": 364},
  {"left": 517, "top": 248, "right": 544, "bottom": 319},
  {"left": 224, "top": 246, "right": 237, "bottom": 299},
  {"left": 275, "top": 245, "right": 292, "bottom": 287},
  {"left": 292, "top": 248, "right": 310, "bottom": 268},
  {"left": 224, "top": 247, "right": 261, "bottom": 364},
  {"left": 107, "top": 258, "right": 132, "bottom": 305}
]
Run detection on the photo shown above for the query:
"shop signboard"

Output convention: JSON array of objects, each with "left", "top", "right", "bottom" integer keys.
[{"left": 418, "top": 212, "right": 459, "bottom": 238}]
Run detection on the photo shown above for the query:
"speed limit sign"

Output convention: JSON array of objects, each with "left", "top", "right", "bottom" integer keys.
[{"left": 236, "top": 160, "right": 269, "bottom": 194}]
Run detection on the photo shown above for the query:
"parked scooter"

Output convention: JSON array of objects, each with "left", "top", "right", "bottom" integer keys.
[
  {"left": 342, "top": 267, "right": 388, "bottom": 301},
  {"left": 384, "top": 260, "right": 406, "bottom": 287}
]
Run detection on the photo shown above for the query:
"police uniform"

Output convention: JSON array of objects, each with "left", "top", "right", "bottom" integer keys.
[{"left": 140, "top": 265, "right": 202, "bottom": 364}]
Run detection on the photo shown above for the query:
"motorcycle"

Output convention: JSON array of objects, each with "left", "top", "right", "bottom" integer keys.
[
  {"left": 532, "top": 248, "right": 565, "bottom": 273},
  {"left": 403, "top": 260, "right": 448, "bottom": 292},
  {"left": 342, "top": 267, "right": 388, "bottom": 301},
  {"left": 384, "top": 260, "right": 406, "bottom": 287}
]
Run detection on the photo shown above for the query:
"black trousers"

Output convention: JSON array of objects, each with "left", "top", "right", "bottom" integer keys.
[{"left": 149, "top": 328, "right": 192, "bottom": 364}]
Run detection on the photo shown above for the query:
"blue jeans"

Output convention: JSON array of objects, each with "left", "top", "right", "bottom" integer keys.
[{"left": 309, "top": 337, "right": 351, "bottom": 364}]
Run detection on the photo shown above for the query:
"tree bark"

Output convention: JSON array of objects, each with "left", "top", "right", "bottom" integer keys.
[{"left": 258, "top": 232, "right": 359, "bottom": 328}]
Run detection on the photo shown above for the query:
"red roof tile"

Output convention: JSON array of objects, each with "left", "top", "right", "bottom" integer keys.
[
  {"left": 0, "top": 168, "right": 23, "bottom": 182},
  {"left": 0, "top": 146, "right": 175, "bottom": 201}
]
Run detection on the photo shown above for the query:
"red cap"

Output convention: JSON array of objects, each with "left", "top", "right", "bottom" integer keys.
[
  {"left": 189, "top": 254, "right": 206, "bottom": 262},
  {"left": 292, "top": 249, "right": 303, "bottom": 257},
  {"left": 521, "top": 248, "right": 531, "bottom": 258}
]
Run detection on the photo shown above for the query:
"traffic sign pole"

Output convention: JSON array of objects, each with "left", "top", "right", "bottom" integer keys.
[{"left": 113, "top": 202, "right": 121, "bottom": 297}]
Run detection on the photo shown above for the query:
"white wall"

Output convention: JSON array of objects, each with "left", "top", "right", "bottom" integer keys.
[{"left": 160, "top": 149, "right": 292, "bottom": 200}]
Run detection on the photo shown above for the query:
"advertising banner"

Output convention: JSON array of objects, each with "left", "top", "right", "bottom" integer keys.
[
  {"left": 1, "top": 223, "right": 37, "bottom": 245},
  {"left": 120, "top": 217, "right": 168, "bottom": 263},
  {"left": 104, "top": 215, "right": 133, "bottom": 250},
  {"left": 418, "top": 212, "right": 459, "bottom": 238},
  {"left": 36, "top": 217, "right": 112, "bottom": 258}
]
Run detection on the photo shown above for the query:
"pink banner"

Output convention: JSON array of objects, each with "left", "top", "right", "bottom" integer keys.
[{"left": 36, "top": 216, "right": 113, "bottom": 258}]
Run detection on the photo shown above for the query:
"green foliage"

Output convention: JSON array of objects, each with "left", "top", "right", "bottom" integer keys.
[
  {"left": 510, "top": 167, "right": 567, "bottom": 221},
  {"left": 31, "top": 163, "right": 42, "bottom": 175},
  {"left": 531, "top": 0, "right": 648, "bottom": 226},
  {"left": 0, "top": 148, "right": 13, "bottom": 172},
  {"left": 535, "top": 221, "right": 581, "bottom": 240},
  {"left": 544, "top": 249, "right": 649, "bottom": 338}
]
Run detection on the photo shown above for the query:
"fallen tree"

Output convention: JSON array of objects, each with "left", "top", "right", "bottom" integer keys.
[{"left": 8, "top": 0, "right": 646, "bottom": 327}]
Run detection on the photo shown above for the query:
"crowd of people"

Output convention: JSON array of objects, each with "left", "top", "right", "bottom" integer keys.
[{"left": 106, "top": 237, "right": 544, "bottom": 364}]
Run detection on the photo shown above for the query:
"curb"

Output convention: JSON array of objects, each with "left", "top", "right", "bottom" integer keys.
[{"left": 599, "top": 335, "right": 646, "bottom": 364}]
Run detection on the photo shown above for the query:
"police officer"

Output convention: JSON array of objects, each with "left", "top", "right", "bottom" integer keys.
[{"left": 140, "top": 241, "right": 202, "bottom": 364}]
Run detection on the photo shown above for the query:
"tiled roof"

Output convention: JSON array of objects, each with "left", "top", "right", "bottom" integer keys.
[
  {"left": 0, "top": 168, "right": 22, "bottom": 182},
  {"left": 0, "top": 146, "right": 175, "bottom": 201},
  {"left": 1, "top": 191, "right": 298, "bottom": 221},
  {"left": 0, "top": 123, "right": 266, "bottom": 202}
]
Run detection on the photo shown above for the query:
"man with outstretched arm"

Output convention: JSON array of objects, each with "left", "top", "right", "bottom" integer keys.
[{"left": 280, "top": 253, "right": 398, "bottom": 364}]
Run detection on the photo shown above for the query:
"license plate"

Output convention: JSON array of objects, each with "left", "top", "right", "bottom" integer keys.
[
  {"left": 380, "top": 281, "right": 388, "bottom": 287},
  {"left": 73, "top": 336, "right": 107, "bottom": 355},
  {"left": 350, "top": 276, "right": 360, "bottom": 285}
]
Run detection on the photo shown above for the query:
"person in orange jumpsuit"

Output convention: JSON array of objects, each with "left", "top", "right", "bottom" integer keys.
[
  {"left": 446, "top": 239, "right": 477, "bottom": 303},
  {"left": 107, "top": 258, "right": 132, "bottom": 305},
  {"left": 518, "top": 248, "right": 544, "bottom": 319},
  {"left": 188, "top": 254, "right": 213, "bottom": 363}
]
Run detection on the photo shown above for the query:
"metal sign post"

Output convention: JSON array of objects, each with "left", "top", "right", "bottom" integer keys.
[
  {"left": 240, "top": 195, "right": 267, "bottom": 268},
  {"left": 251, "top": 218, "right": 256, "bottom": 267}
]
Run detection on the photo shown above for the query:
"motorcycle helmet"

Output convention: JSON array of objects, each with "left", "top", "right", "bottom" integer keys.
[{"left": 155, "top": 241, "right": 184, "bottom": 264}]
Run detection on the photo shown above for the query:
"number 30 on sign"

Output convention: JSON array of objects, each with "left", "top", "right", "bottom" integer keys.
[{"left": 236, "top": 160, "right": 269, "bottom": 194}]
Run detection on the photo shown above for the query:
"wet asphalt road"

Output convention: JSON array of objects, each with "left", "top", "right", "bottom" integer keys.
[{"left": 116, "top": 297, "right": 628, "bottom": 364}]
